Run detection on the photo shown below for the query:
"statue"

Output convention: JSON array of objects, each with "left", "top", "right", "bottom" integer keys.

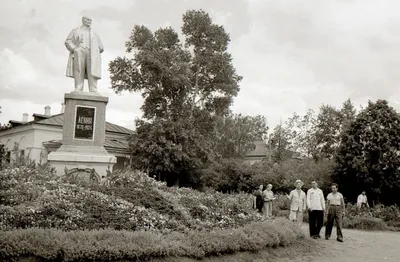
[{"left": 65, "top": 16, "right": 104, "bottom": 93}]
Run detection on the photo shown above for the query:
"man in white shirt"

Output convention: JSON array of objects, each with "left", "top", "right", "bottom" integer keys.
[
  {"left": 307, "top": 180, "right": 326, "bottom": 239},
  {"left": 325, "top": 183, "right": 345, "bottom": 242},
  {"left": 288, "top": 180, "right": 307, "bottom": 226},
  {"left": 357, "top": 190, "right": 369, "bottom": 209}
]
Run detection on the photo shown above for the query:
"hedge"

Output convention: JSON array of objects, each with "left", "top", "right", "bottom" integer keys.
[{"left": 0, "top": 218, "right": 304, "bottom": 261}]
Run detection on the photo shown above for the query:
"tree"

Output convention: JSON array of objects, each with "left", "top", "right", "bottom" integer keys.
[
  {"left": 129, "top": 117, "right": 216, "bottom": 187},
  {"left": 339, "top": 98, "right": 357, "bottom": 134},
  {"left": 313, "top": 99, "right": 357, "bottom": 160},
  {"left": 284, "top": 109, "right": 318, "bottom": 157},
  {"left": 109, "top": 10, "right": 242, "bottom": 120},
  {"left": 0, "top": 106, "right": 10, "bottom": 131},
  {"left": 269, "top": 121, "right": 294, "bottom": 162},
  {"left": 334, "top": 100, "right": 400, "bottom": 205},
  {"left": 314, "top": 105, "right": 342, "bottom": 159},
  {"left": 215, "top": 114, "right": 268, "bottom": 158},
  {"left": 109, "top": 10, "right": 242, "bottom": 186}
]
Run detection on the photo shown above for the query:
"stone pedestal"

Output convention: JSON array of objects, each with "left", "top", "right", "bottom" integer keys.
[{"left": 48, "top": 91, "right": 116, "bottom": 179}]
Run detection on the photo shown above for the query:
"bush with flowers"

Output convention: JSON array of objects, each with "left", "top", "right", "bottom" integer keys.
[
  {"left": 0, "top": 162, "right": 274, "bottom": 233},
  {"left": 0, "top": 161, "right": 310, "bottom": 261},
  {"left": 0, "top": 164, "right": 185, "bottom": 232},
  {"left": 342, "top": 203, "right": 400, "bottom": 230}
]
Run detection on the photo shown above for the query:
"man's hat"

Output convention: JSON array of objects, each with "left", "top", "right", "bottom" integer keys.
[{"left": 294, "top": 179, "right": 304, "bottom": 186}]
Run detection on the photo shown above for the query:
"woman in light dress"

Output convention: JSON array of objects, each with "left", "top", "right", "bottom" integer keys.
[{"left": 262, "top": 184, "right": 276, "bottom": 217}]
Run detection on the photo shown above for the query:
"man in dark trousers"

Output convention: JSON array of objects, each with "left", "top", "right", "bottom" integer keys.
[
  {"left": 306, "top": 180, "right": 326, "bottom": 239},
  {"left": 325, "top": 183, "right": 345, "bottom": 242},
  {"left": 253, "top": 185, "right": 264, "bottom": 213}
]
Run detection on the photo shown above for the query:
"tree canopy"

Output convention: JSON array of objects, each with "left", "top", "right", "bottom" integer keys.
[
  {"left": 109, "top": 10, "right": 242, "bottom": 120},
  {"left": 334, "top": 99, "right": 400, "bottom": 205},
  {"left": 215, "top": 114, "right": 268, "bottom": 159},
  {"left": 109, "top": 10, "right": 244, "bottom": 186}
]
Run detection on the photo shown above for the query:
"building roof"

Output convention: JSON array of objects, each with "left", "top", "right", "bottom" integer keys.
[
  {"left": 5, "top": 114, "right": 134, "bottom": 135},
  {"left": 43, "top": 138, "right": 131, "bottom": 155},
  {"left": 245, "top": 140, "right": 269, "bottom": 157}
]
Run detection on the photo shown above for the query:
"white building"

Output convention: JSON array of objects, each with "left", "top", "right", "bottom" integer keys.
[{"left": 0, "top": 106, "right": 133, "bottom": 171}]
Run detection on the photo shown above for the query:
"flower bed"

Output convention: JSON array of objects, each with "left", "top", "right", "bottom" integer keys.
[{"left": 0, "top": 165, "right": 269, "bottom": 232}]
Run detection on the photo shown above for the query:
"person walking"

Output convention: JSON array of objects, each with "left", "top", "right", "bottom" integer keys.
[
  {"left": 288, "top": 180, "right": 307, "bottom": 226},
  {"left": 262, "top": 184, "right": 276, "bottom": 218},
  {"left": 307, "top": 180, "right": 326, "bottom": 239},
  {"left": 253, "top": 185, "right": 264, "bottom": 213},
  {"left": 357, "top": 190, "right": 369, "bottom": 209},
  {"left": 325, "top": 183, "right": 345, "bottom": 242}
]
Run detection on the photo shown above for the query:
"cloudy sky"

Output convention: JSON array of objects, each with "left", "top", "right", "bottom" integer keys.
[{"left": 1, "top": 0, "right": 400, "bottom": 131}]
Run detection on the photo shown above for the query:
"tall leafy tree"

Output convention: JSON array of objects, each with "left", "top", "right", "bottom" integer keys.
[
  {"left": 109, "top": 10, "right": 242, "bottom": 186},
  {"left": 182, "top": 10, "right": 242, "bottom": 115},
  {"left": 215, "top": 114, "right": 268, "bottom": 158},
  {"left": 269, "top": 122, "right": 293, "bottom": 162},
  {"left": 285, "top": 109, "right": 318, "bottom": 157},
  {"left": 314, "top": 99, "right": 357, "bottom": 160},
  {"left": 339, "top": 98, "right": 357, "bottom": 134},
  {"left": 0, "top": 106, "right": 10, "bottom": 131},
  {"left": 129, "top": 118, "right": 215, "bottom": 186},
  {"left": 334, "top": 100, "right": 400, "bottom": 205},
  {"left": 314, "top": 105, "right": 342, "bottom": 159},
  {"left": 109, "top": 10, "right": 241, "bottom": 120}
]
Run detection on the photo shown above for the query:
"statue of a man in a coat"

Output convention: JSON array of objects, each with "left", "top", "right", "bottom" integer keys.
[{"left": 65, "top": 16, "right": 104, "bottom": 93}]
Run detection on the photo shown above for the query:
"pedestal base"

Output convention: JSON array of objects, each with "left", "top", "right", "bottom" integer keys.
[
  {"left": 47, "top": 91, "right": 117, "bottom": 180},
  {"left": 48, "top": 145, "right": 116, "bottom": 179}
]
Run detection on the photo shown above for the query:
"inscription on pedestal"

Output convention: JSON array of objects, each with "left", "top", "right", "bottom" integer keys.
[{"left": 74, "top": 106, "right": 96, "bottom": 140}]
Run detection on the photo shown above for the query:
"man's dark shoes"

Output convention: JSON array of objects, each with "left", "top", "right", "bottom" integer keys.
[
  {"left": 337, "top": 238, "right": 343, "bottom": 242},
  {"left": 325, "top": 236, "right": 329, "bottom": 240}
]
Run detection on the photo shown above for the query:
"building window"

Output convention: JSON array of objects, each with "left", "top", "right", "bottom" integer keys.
[{"left": 20, "top": 149, "right": 25, "bottom": 162}]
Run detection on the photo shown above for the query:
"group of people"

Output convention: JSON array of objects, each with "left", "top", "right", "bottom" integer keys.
[
  {"left": 253, "top": 180, "right": 350, "bottom": 242},
  {"left": 253, "top": 184, "right": 276, "bottom": 217}
]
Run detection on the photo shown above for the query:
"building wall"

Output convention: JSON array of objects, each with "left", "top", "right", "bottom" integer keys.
[
  {"left": 0, "top": 126, "right": 36, "bottom": 163},
  {"left": 0, "top": 124, "right": 130, "bottom": 165},
  {"left": 32, "top": 126, "right": 63, "bottom": 163}
]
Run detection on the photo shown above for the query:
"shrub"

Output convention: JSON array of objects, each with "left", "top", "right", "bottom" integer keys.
[
  {"left": 371, "top": 204, "right": 400, "bottom": 222},
  {"left": 343, "top": 217, "right": 388, "bottom": 231},
  {"left": 0, "top": 165, "right": 272, "bottom": 232},
  {"left": 0, "top": 218, "right": 304, "bottom": 261},
  {"left": 200, "top": 158, "right": 334, "bottom": 194}
]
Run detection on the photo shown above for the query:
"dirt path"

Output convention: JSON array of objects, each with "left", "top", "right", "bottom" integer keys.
[
  {"left": 277, "top": 224, "right": 400, "bottom": 262},
  {"left": 155, "top": 224, "right": 400, "bottom": 262}
]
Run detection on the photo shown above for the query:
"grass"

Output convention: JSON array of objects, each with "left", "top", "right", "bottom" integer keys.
[
  {"left": 151, "top": 239, "right": 319, "bottom": 262},
  {"left": 343, "top": 217, "right": 388, "bottom": 231}
]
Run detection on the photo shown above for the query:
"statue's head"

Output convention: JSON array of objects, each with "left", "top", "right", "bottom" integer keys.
[{"left": 82, "top": 16, "right": 92, "bottom": 27}]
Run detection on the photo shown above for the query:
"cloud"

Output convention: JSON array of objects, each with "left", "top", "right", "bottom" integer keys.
[
  {"left": 2, "top": 0, "right": 400, "bottom": 131},
  {"left": 229, "top": 0, "right": 400, "bottom": 127}
]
